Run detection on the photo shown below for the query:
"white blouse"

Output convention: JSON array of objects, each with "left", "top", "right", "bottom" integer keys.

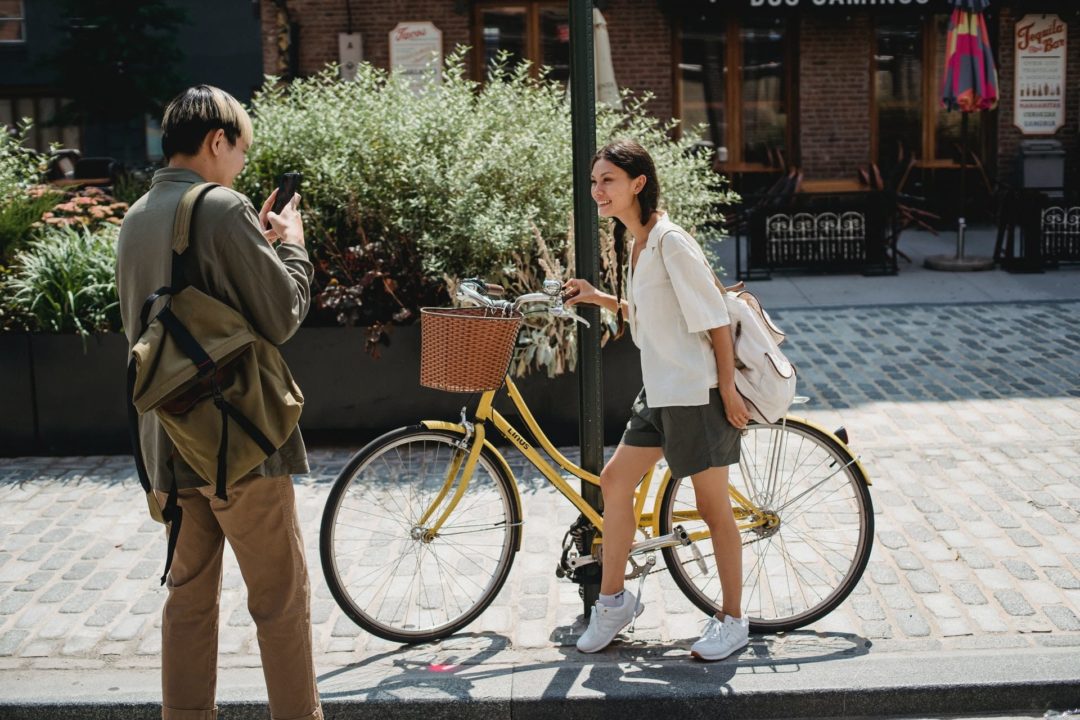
[{"left": 626, "top": 214, "right": 731, "bottom": 407}]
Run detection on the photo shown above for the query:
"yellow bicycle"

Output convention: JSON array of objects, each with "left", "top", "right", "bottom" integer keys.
[{"left": 320, "top": 280, "right": 874, "bottom": 644}]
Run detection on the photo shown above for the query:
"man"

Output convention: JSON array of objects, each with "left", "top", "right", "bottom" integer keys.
[{"left": 116, "top": 85, "right": 322, "bottom": 720}]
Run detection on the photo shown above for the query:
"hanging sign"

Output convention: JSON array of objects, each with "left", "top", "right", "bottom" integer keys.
[
  {"left": 1014, "top": 14, "right": 1067, "bottom": 135},
  {"left": 746, "top": 0, "right": 933, "bottom": 8},
  {"left": 389, "top": 22, "right": 442, "bottom": 92}
]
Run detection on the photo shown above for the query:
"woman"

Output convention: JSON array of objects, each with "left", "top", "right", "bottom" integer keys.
[{"left": 563, "top": 139, "right": 751, "bottom": 661}]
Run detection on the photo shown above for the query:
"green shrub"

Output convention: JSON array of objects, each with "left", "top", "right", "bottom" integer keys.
[
  {"left": 1, "top": 224, "right": 121, "bottom": 336},
  {"left": 236, "top": 51, "right": 736, "bottom": 376},
  {"left": 0, "top": 122, "right": 52, "bottom": 262}
]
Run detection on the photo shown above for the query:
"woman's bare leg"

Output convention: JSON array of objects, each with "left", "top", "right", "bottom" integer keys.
[
  {"left": 690, "top": 465, "right": 742, "bottom": 618},
  {"left": 598, "top": 444, "right": 664, "bottom": 596}
]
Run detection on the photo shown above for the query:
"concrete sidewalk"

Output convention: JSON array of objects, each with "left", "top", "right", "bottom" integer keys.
[{"left": 1, "top": 229, "right": 1078, "bottom": 719}]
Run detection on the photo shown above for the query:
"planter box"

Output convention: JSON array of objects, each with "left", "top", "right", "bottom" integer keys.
[
  {"left": 31, "top": 333, "right": 129, "bottom": 454},
  {"left": 0, "top": 333, "right": 35, "bottom": 454},
  {"left": 5, "top": 327, "right": 643, "bottom": 456},
  {"left": 281, "top": 326, "right": 643, "bottom": 446}
]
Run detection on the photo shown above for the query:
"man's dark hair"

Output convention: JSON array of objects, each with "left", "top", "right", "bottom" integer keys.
[{"left": 161, "top": 85, "right": 253, "bottom": 159}]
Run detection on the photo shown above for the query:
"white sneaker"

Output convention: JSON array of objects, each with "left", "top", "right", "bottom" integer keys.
[
  {"left": 690, "top": 614, "right": 749, "bottom": 661},
  {"left": 575, "top": 591, "right": 644, "bottom": 653}
]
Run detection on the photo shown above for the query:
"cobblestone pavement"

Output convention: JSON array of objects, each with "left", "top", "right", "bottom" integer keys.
[{"left": 0, "top": 300, "right": 1077, "bottom": 674}]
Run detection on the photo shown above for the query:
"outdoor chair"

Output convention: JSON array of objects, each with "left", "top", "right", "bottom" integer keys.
[{"left": 861, "top": 156, "right": 941, "bottom": 264}]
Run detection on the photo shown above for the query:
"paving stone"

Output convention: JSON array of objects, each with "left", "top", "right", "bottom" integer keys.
[
  {"left": 130, "top": 593, "right": 161, "bottom": 616},
  {"left": 126, "top": 560, "right": 159, "bottom": 580},
  {"left": 866, "top": 561, "right": 899, "bottom": 585},
  {"left": 1002, "top": 558, "right": 1038, "bottom": 580},
  {"left": 59, "top": 592, "right": 99, "bottom": 615},
  {"left": 82, "top": 571, "right": 118, "bottom": 592},
  {"left": 108, "top": 615, "right": 147, "bottom": 641},
  {"left": 879, "top": 585, "right": 916, "bottom": 611},
  {"left": 906, "top": 570, "right": 940, "bottom": 594},
  {"left": 925, "top": 513, "right": 959, "bottom": 531},
  {"left": 522, "top": 576, "right": 550, "bottom": 595},
  {"left": 331, "top": 615, "right": 361, "bottom": 638},
  {"left": 893, "top": 550, "right": 923, "bottom": 571},
  {"left": 851, "top": 596, "right": 886, "bottom": 621},
  {"left": 903, "top": 523, "right": 935, "bottom": 542},
  {"left": 0, "top": 591, "right": 32, "bottom": 615},
  {"left": 17, "top": 544, "right": 50, "bottom": 562},
  {"left": 895, "top": 610, "right": 931, "bottom": 637},
  {"left": 519, "top": 596, "right": 548, "bottom": 621},
  {"left": 876, "top": 531, "right": 907, "bottom": 549},
  {"left": 950, "top": 582, "right": 988, "bottom": 605},
  {"left": 61, "top": 561, "right": 96, "bottom": 581},
  {"left": 0, "top": 629, "right": 29, "bottom": 656},
  {"left": 993, "top": 590, "right": 1036, "bottom": 616},
  {"left": 1042, "top": 604, "right": 1080, "bottom": 631},
  {"left": 1006, "top": 528, "right": 1042, "bottom": 548},
  {"left": 39, "top": 581, "right": 77, "bottom": 604},
  {"left": 958, "top": 548, "right": 994, "bottom": 569},
  {"left": 1044, "top": 566, "right": 1080, "bottom": 590},
  {"left": 84, "top": 602, "right": 124, "bottom": 628}
]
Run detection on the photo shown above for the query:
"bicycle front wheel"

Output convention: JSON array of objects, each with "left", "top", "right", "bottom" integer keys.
[
  {"left": 320, "top": 426, "right": 521, "bottom": 644},
  {"left": 660, "top": 418, "right": 873, "bottom": 633}
]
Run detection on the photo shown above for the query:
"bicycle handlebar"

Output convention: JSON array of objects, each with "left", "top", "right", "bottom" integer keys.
[{"left": 456, "top": 280, "right": 591, "bottom": 328}]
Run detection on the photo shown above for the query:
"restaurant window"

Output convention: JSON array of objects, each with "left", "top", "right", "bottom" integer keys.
[
  {"left": 0, "top": 95, "right": 81, "bottom": 152},
  {"left": 873, "top": 15, "right": 985, "bottom": 172},
  {"left": 0, "top": 0, "right": 24, "bottom": 43},
  {"left": 474, "top": 2, "right": 569, "bottom": 84},
  {"left": 679, "top": 16, "right": 793, "bottom": 171}
]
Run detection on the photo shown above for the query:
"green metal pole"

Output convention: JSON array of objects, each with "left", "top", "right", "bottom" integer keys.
[{"left": 569, "top": 0, "right": 603, "bottom": 617}]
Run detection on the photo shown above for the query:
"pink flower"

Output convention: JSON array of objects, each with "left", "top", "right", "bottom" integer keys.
[{"left": 73, "top": 196, "right": 94, "bottom": 206}]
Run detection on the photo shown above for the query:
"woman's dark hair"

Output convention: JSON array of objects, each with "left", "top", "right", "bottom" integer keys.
[
  {"left": 160, "top": 85, "right": 253, "bottom": 160},
  {"left": 591, "top": 139, "right": 660, "bottom": 338}
]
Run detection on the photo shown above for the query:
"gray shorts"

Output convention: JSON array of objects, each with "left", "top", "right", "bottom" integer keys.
[{"left": 620, "top": 387, "right": 741, "bottom": 478}]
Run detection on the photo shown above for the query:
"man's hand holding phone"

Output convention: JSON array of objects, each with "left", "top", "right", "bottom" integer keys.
[{"left": 259, "top": 172, "right": 305, "bottom": 248}]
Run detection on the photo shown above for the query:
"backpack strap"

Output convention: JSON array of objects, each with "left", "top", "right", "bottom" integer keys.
[{"left": 656, "top": 228, "right": 728, "bottom": 294}]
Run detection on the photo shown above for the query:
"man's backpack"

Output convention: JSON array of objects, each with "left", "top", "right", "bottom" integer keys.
[{"left": 126, "top": 182, "right": 304, "bottom": 584}]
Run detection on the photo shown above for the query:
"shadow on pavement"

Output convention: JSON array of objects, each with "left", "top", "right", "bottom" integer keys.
[{"left": 314, "top": 628, "right": 871, "bottom": 702}]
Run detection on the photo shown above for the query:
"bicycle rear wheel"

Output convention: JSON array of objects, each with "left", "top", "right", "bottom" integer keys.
[
  {"left": 660, "top": 418, "right": 873, "bottom": 633},
  {"left": 320, "top": 426, "right": 521, "bottom": 644}
]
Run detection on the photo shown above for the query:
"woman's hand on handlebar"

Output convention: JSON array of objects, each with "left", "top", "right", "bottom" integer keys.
[{"left": 562, "top": 278, "right": 602, "bottom": 308}]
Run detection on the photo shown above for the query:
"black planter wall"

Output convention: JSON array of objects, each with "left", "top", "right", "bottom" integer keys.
[{"left": 2, "top": 327, "right": 643, "bottom": 455}]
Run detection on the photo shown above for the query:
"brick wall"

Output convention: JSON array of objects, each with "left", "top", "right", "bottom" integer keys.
[
  {"left": 604, "top": 0, "right": 674, "bottom": 121},
  {"left": 259, "top": 1, "right": 673, "bottom": 119},
  {"left": 260, "top": 1, "right": 469, "bottom": 79},
  {"left": 798, "top": 15, "right": 873, "bottom": 179},
  {"left": 996, "top": 7, "right": 1080, "bottom": 185}
]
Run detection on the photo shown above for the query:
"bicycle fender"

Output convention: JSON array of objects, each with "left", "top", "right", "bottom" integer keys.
[
  {"left": 419, "top": 420, "right": 525, "bottom": 549},
  {"left": 783, "top": 416, "right": 873, "bottom": 486}
]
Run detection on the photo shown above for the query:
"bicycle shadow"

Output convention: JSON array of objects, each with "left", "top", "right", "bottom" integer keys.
[{"left": 314, "top": 625, "right": 872, "bottom": 703}]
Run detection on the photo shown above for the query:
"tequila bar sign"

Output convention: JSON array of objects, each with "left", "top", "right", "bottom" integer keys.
[{"left": 1014, "top": 14, "right": 1067, "bottom": 135}]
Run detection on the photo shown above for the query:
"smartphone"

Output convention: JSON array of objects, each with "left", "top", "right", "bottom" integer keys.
[{"left": 267, "top": 172, "right": 302, "bottom": 227}]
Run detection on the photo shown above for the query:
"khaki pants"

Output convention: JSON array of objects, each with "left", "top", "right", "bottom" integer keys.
[{"left": 160, "top": 475, "right": 323, "bottom": 720}]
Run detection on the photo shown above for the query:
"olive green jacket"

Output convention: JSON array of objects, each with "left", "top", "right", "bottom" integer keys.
[{"left": 116, "top": 167, "right": 314, "bottom": 491}]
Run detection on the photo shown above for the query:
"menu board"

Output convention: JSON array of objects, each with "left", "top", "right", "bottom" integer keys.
[
  {"left": 1014, "top": 14, "right": 1067, "bottom": 135},
  {"left": 389, "top": 22, "right": 442, "bottom": 92}
]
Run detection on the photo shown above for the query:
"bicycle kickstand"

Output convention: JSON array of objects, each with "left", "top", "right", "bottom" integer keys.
[{"left": 627, "top": 552, "right": 655, "bottom": 634}]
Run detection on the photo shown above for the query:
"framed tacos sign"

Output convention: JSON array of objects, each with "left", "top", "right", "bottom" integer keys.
[
  {"left": 389, "top": 22, "right": 443, "bottom": 92},
  {"left": 1014, "top": 14, "right": 1067, "bottom": 135}
]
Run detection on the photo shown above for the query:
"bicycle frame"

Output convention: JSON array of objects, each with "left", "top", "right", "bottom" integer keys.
[{"left": 416, "top": 375, "right": 773, "bottom": 554}]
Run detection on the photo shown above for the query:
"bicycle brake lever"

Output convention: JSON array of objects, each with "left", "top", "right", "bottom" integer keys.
[{"left": 550, "top": 305, "right": 591, "bottom": 328}]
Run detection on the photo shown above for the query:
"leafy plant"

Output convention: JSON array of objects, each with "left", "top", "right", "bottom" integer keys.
[
  {"left": 1, "top": 224, "right": 121, "bottom": 336},
  {"left": 0, "top": 122, "right": 52, "bottom": 262},
  {"left": 237, "top": 51, "right": 736, "bottom": 376}
]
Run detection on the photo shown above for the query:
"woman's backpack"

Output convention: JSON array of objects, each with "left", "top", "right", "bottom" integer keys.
[
  {"left": 722, "top": 290, "right": 797, "bottom": 424},
  {"left": 656, "top": 229, "right": 796, "bottom": 424}
]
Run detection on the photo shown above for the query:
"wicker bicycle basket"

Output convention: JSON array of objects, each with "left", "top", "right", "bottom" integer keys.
[{"left": 419, "top": 306, "right": 524, "bottom": 393}]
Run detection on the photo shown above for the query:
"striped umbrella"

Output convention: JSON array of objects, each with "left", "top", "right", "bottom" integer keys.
[
  {"left": 941, "top": 0, "right": 999, "bottom": 112},
  {"left": 926, "top": 0, "right": 998, "bottom": 270}
]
